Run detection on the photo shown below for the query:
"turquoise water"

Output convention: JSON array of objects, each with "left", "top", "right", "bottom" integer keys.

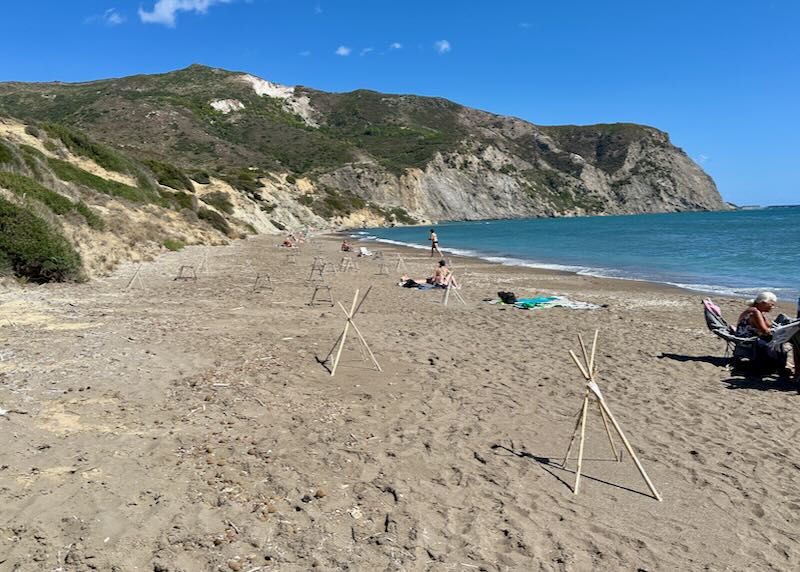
[{"left": 356, "top": 208, "right": 800, "bottom": 299}]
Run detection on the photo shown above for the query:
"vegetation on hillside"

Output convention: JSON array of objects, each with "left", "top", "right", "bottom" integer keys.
[
  {"left": 0, "top": 196, "right": 82, "bottom": 282},
  {"left": 0, "top": 171, "right": 104, "bottom": 229}
]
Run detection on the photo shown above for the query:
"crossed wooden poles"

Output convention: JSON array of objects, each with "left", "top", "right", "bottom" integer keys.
[
  {"left": 561, "top": 330, "right": 662, "bottom": 501},
  {"left": 322, "top": 287, "right": 382, "bottom": 377}
]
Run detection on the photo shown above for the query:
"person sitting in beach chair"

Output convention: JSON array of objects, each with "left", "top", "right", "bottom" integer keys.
[
  {"left": 736, "top": 292, "right": 800, "bottom": 380},
  {"left": 703, "top": 293, "right": 798, "bottom": 377}
]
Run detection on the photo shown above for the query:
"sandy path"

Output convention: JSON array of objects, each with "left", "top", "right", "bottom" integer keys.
[{"left": 0, "top": 236, "right": 798, "bottom": 571}]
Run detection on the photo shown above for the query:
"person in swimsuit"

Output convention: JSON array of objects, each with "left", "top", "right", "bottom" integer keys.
[
  {"left": 737, "top": 291, "right": 800, "bottom": 380},
  {"left": 400, "top": 260, "right": 456, "bottom": 289},
  {"left": 429, "top": 229, "right": 440, "bottom": 257}
]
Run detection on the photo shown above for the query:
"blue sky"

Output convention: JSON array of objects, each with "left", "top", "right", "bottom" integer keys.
[{"left": 2, "top": 1, "right": 798, "bottom": 205}]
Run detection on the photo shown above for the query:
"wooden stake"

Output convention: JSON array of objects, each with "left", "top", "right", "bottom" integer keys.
[
  {"left": 125, "top": 264, "right": 144, "bottom": 290},
  {"left": 589, "top": 329, "right": 599, "bottom": 376},
  {"left": 573, "top": 394, "right": 590, "bottom": 494},
  {"left": 569, "top": 350, "right": 590, "bottom": 380},
  {"left": 597, "top": 400, "right": 620, "bottom": 461},
  {"left": 598, "top": 399, "right": 662, "bottom": 501},
  {"left": 330, "top": 290, "right": 359, "bottom": 377},
  {"left": 336, "top": 301, "right": 382, "bottom": 372}
]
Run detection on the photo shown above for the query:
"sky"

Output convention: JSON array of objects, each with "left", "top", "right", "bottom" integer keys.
[{"left": 1, "top": 1, "right": 798, "bottom": 206}]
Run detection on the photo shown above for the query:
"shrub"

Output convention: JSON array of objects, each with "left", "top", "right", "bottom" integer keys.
[
  {"left": 143, "top": 159, "right": 194, "bottom": 191},
  {"left": 190, "top": 170, "right": 211, "bottom": 184},
  {"left": 285, "top": 174, "right": 296, "bottom": 184},
  {"left": 0, "top": 171, "right": 104, "bottom": 230},
  {"left": 47, "top": 158, "right": 157, "bottom": 204},
  {"left": 197, "top": 207, "right": 231, "bottom": 235},
  {"left": 201, "top": 191, "right": 234, "bottom": 214},
  {"left": 160, "top": 189, "right": 195, "bottom": 211},
  {"left": 163, "top": 238, "right": 184, "bottom": 251},
  {"left": 0, "top": 141, "right": 18, "bottom": 167},
  {"left": 42, "top": 122, "right": 129, "bottom": 174},
  {"left": 0, "top": 196, "right": 83, "bottom": 282}
]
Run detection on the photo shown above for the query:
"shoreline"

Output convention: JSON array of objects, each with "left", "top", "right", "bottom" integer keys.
[{"left": 333, "top": 230, "right": 799, "bottom": 308}]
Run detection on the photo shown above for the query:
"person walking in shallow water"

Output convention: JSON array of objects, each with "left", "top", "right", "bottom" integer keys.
[{"left": 429, "top": 228, "right": 441, "bottom": 257}]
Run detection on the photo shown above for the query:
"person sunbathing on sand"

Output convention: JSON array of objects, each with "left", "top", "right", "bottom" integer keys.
[
  {"left": 400, "top": 260, "right": 458, "bottom": 289},
  {"left": 737, "top": 291, "right": 800, "bottom": 380}
]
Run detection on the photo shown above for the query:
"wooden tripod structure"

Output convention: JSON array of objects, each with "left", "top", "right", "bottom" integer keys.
[
  {"left": 442, "top": 274, "right": 466, "bottom": 306},
  {"left": 561, "top": 330, "right": 662, "bottom": 501},
  {"left": 125, "top": 264, "right": 145, "bottom": 290},
  {"left": 196, "top": 248, "right": 210, "bottom": 275},
  {"left": 394, "top": 254, "right": 409, "bottom": 274},
  {"left": 323, "top": 287, "right": 382, "bottom": 377}
]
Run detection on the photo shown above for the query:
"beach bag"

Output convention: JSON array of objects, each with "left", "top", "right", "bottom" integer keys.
[{"left": 498, "top": 291, "right": 517, "bottom": 304}]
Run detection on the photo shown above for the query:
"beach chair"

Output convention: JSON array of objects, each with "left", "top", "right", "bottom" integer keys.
[
  {"left": 703, "top": 298, "right": 757, "bottom": 362},
  {"left": 702, "top": 298, "right": 786, "bottom": 372}
]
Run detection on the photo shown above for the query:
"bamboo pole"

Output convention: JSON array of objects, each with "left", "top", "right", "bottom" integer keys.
[
  {"left": 598, "top": 399, "right": 662, "bottom": 501},
  {"left": 337, "top": 302, "right": 383, "bottom": 372},
  {"left": 573, "top": 395, "right": 590, "bottom": 494},
  {"left": 561, "top": 393, "right": 588, "bottom": 467},
  {"left": 597, "top": 400, "right": 620, "bottom": 461},
  {"left": 330, "top": 290, "right": 359, "bottom": 377},
  {"left": 589, "top": 329, "right": 599, "bottom": 375},
  {"left": 569, "top": 350, "right": 590, "bottom": 380}
]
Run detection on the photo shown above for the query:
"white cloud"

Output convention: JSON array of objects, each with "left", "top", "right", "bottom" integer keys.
[
  {"left": 389, "top": 42, "right": 402, "bottom": 50},
  {"left": 86, "top": 8, "right": 126, "bottom": 26},
  {"left": 105, "top": 9, "right": 125, "bottom": 25},
  {"left": 434, "top": 39, "right": 451, "bottom": 54},
  {"left": 299, "top": 50, "right": 312, "bottom": 57},
  {"left": 360, "top": 47, "right": 374, "bottom": 56},
  {"left": 314, "top": 4, "right": 323, "bottom": 15},
  {"left": 335, "top": 45, "right": 352, "bottom": 56},
  {"left": 138, "top": 0, "right": 233, "bottom": 27},
  {"left": 697, "top": 154, "right": 709, "bottom": 164}
]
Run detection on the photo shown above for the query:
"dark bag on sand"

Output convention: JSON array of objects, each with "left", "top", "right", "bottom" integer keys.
[
  {"left": 403, "top": 279, "right": 418, "bottom": 288},
  {"left": 498, "top": 291, "right": 517, "bottom": 304}
]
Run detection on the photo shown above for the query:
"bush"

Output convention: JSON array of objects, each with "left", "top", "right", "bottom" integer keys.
[
  {"left": 42, "top": 122, "right": 129, "bottom": 174},
  {"left": 160, "top": 189, "right": 196, "bottom": 211},
  {"left": 0, "top": 196, "right": 83, "bottom": 282},
  {"left": 47, "top": 157, "right": 157, "bottom": 204},
  {"left": 201, "top": 191, "right": 234, "bottom": 214},
  {"left": 198, "top": 207, "right": 231, "bottom": 235},
  {"left": 190, "top": 170, "right": 211, "bottom": 184},
  {"left": 163, "top": 238, "right": 184, "bottom": 251},
  {"left": 0, "top": 171, "right": 104, "bottom": 230},
  {"left": 143, "top": 159, "right": 194, "bottom": 191},
  {"left": 0, "top": 141, "right": 18, "bottom": 167}
]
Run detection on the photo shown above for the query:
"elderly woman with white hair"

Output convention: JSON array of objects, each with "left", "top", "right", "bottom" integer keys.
[{"left": 737, "top": 291, "right": 800, "bottom": 380}]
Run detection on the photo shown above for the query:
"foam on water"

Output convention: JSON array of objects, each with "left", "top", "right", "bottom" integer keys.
[{"left": 358, "top": 208, "right": 800, "bottom": 299}]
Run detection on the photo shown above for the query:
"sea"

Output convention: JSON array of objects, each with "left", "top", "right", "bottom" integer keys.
[{"left": 353, "top": 208, "right": 800, "bottom": 301}]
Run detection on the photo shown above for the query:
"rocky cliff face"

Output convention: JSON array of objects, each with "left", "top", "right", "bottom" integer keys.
[{"left": 0, "top": 65, "right": 727, "bottom": 228}]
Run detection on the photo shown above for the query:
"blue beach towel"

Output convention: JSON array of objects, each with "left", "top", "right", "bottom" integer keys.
[{"left": 515, "top": 296, "right": 558, "bottom": 309}]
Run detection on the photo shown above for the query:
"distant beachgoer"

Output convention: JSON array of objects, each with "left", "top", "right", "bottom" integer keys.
[
  {"left": 341, "top": 240, "right": 352, "bottom": 252},
  {"left": 400, "top": 260, "right": 456, "bottom": 289},
  {"left": 429, "top": 229, "right": 440, "bottom": 257},
  {"left": 281, "top": 237, "right": 295, "bottom": 248},
  {"left": 737, "top": 291, "right": 800, "bottom": 380}
]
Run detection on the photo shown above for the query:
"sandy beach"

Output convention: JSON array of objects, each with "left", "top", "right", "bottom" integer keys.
[{"left": 1, "top": 234, "right": 798, "bottom": 571}]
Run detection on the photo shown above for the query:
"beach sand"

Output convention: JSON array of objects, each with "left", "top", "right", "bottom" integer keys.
[{"left": 0, "top": 234, "right": 798, "bottom": 571}]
